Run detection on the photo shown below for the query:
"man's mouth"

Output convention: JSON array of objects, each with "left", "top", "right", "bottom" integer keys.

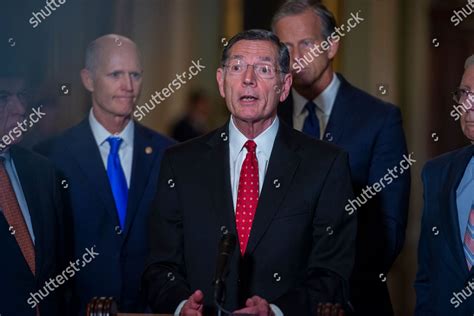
[{"left": 240, "top": 95, "right": 258, "bottom": 102}]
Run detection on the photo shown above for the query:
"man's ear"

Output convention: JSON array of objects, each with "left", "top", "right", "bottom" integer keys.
[
  {"left": 80, "top": 68, "right": 94, "bottom": 93},
  {"left": 327, "top": 38, "right": 340, "bottom": 60},
  {"left": 278, "top": 73, "right": 293, "bottom": 103},
  {"left": 216, "top": 67, "right": 226, "bottom": 98}
]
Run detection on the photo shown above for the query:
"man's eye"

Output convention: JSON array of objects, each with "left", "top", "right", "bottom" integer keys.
[
  {"left": 131, "top": 73, "right": 142, "bottom": 80},
  {"left": 110, "top": 72, "right": 121, "bottom": 78},
  {"left": 260, "top": 66, "right": 270, "bottom": 74},
  {"left": 302, "top": 39, "right": 314, "bottom": 47},
  {"left": 231, "top": 65, "right": 242, "bottom": 72},
  {"left": 17, "top": 92, "right": 29, "bottom": 100}
]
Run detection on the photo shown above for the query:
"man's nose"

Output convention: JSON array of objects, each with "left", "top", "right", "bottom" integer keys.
[
  {"left": 122, "top": 75, "right": 134, "bottom": 92},
  {"left": 242, "top": 65, "right": 257, "bottom": 86}
]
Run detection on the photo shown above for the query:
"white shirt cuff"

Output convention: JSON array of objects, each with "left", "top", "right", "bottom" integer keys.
[
  {"left": 270, "top": 303, "right": 284, "bottom": 316},
  {"left": 174, "top": 300, "right": 187, "bottom": 316},
  {"left": 174, "top": 299, "right": 283, "bottom": 316}
]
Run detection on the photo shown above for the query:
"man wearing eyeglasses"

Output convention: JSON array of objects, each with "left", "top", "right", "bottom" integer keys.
[
  {"left": 142, "top": 29, "right": 356, "bottom": 316},
  {"left": 0, "top": 70, "right": 68, "bottom": 316},
  {"left": 415, "top": 55, "right": 474, "bottom": 315}
]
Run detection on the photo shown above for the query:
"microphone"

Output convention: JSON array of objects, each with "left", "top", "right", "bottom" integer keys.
[{"left": 213, "top": 233, "right": 237, "bottom": 306}]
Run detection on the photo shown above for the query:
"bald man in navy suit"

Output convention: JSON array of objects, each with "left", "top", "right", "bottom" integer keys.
[{"left": 36, "top": 34, "right": 175, "bottom": 314}]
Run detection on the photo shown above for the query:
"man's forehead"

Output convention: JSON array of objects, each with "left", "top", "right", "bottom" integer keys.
[
  {"left": 0, "top": 77, "right": 25, "bottom": 91},
  {"left": 95, "top": 42, "right": 142, "bottom": 69},
  {"left": 461, "top": 65, "right": 474, "bottom": 88},
  {"left": 228, "top": 40, "right": 278, "bottom": 61}
]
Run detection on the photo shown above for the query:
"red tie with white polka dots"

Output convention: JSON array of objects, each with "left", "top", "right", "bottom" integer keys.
[{"left": 235, "top": 140, "right": 259, "bottom": 255}]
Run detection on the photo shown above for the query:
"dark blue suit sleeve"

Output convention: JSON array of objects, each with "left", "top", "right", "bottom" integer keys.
[
  {"left": 414, "top": 166, "right": 434, "bottom": 315},
  {"left": 368, "top": 106, "right": 410, "bottom": 270},
  {"left": 142, "top": 152, "right": 191, "bottom": 313}
]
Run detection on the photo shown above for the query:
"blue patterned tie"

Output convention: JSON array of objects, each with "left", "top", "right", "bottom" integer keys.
[
  {"left": 106, "top": 137, "right": 128, "bottom": 229},
  {"left": 302, "top": 101, "right": 320, "bottom": 139},
  {"left": 463, "top": 203, "right": 474, "bottom": 270}
]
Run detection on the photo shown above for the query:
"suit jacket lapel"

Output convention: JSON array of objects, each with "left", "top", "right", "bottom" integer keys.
[
  {"left": 324, "top": 74, "right": 352, "bottom": 144},
  {"left": 443, "top": 146, "right": 474, "bottom": 276},
  {"left": 123, "top": 124, "right": 158, "bottom": 236},
  {"left": 245, "top": 123, "right": 301, "bottom": 255},
  {"left": 207, "top": 123, "right": 238, "bottom": 237},
  {"left": 10, "top": 146, "right": 44, "bottom": 279},
  {"left": 66, "top": 119, "right": 119, "bottom": 226}
]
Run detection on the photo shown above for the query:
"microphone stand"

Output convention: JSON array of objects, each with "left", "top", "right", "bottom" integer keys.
[{"left": 214, "top": 279, "right": 233, "bottom": 316}]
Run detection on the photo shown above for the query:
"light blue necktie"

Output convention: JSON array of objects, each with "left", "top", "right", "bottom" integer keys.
[
  {"left": 106, "top": 137, "right": 128, "bottom": 229},
  {"left": 302, "top": 101, "right": 321, "bottom": 139}
]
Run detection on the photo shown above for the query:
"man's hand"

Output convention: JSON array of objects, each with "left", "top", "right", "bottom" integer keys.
[
  {"left": 233, "top": 296, "right": 275, "bottom": 316},
  {"left": 316, "top": 303, "right": 345, "bottom": 316},
  {"left": 180, "top": 290, "right": 204, "bottom": 316}
]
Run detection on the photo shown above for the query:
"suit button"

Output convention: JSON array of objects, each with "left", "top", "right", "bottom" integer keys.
[
  {"left": 168, "top": 178, "right": 175, "bottom": 188},
  {"left": 167, "top": 272, "right": 176, "bottom": 281},
  {"left": 115, "top": 225, "right": 123, "bottom": 235},
  {"left": 273, "top": 272, "right": 281, "bottom": 282}
]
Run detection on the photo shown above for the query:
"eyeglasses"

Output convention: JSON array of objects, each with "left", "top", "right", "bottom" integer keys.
[
  {"left": 224, "top": 60, "right": 280, "bottom": 79},
  {"left": 452, "top": 88, "right": 474, "bottom": 104},
  {"left": 0, "top": 91, "right": 30, "bottom": 108}
]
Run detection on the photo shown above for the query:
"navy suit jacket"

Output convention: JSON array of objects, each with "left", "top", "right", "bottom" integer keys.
[
  {"left": 279, "top": 74, "right": 410, "bottom": 313},
  {"left": 35, "top": 118, "right": 175, "bottom": 314},
  {"left": 0, "top": 146, "right": 67, "bottom": 316},
  {"left": 415, "top": 145, "right": 474, "bottom": 315}
]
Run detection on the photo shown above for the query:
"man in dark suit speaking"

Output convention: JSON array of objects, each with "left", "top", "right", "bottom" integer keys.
[
  {"left": 415, "top": 55, "right": 474, "bottom": 315},
  {"left": 0, "top": 70, "right": 67, "bottom": 315},
  {"left": 36, "top": 34, "right": 174, "bottom": 314},
  {"left": 142, "top": 29, "right": 356, "bottom": 316},
  {"left": 272, "top": 2, "right": 410, "bottom": 315}
]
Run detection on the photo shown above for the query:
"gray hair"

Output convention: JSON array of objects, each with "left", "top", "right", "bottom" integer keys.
[
  {"left": 271, "top": 0, "right": 337, "bottom": 40},
  {"left": 465, "top": 55, "right": 474, "bottom": 69},
  {"left": 221, "top": 29, "right": 290, "bottom": 74}
]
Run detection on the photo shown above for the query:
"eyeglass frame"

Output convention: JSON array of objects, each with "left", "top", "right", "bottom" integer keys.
[
  {"left": 0, "top": 90, "right": 30, "bottom": 108},
  {"left": 452, "top": 87, "right": 474, "bottom": 105},
  {"left": 222, "top": 60, "right": 283, "bottom": 80}
]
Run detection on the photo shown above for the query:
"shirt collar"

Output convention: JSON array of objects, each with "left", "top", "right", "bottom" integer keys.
[
  {"left": 89, "top": 108, "right": 134, "bottom": 147},
  {"left": 458, "top": 156, "right": 474, "bottom": 195},
  {"left": 228, "top": 115, "right": 279, "bottom": 158},
  {"left": 292, "top": 73, "right": 341, "bottom": 115},
  {"left": 0, "top": 150, "right": 11, "bottom": 162}
]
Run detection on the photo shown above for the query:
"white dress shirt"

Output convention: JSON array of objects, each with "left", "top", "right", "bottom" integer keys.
[
  {"left": 292, "top": 73, "right": 341, "bottom": 138},
  {"left": 174, "top": 116, "right": 284, "bottom": 316},
  {"left": 229, "top": 115, "right": 279, "bottom": 211},
  {"left": 89, "top": 109, "right": 134, "bottom": 187}
]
